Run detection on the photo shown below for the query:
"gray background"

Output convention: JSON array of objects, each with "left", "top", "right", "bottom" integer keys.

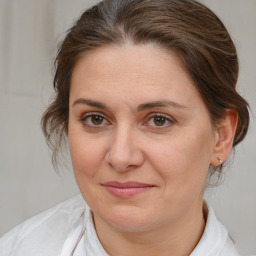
[{"left": 0, "top": 0, "right": 255, "bottom": 254}]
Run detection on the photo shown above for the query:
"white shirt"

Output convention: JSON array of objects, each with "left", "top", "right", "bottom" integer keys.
[{"left": 0, "top": 194, "right": 249, "bottom": 256}]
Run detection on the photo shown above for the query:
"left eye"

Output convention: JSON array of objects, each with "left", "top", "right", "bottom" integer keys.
[{"left": 147, "top": 115, "right": 172, "bottom": 127}]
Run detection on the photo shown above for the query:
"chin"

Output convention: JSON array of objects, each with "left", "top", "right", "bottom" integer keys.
[{"left": 100, "top": 205, "right": 158, "bottom": 232}]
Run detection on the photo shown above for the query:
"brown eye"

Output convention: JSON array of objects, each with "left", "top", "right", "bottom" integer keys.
[
  {"left": 146, "top": 113, "right": 174, "bottom": 128},
  {"left": 153, "top": 116, "right": 168, "bottom": 126},
  {"left": 91, "top": 115, "right": 104, "bottom": 125},
  {"left": 81, "top": 113, "right": 108, "bottom": 127}
]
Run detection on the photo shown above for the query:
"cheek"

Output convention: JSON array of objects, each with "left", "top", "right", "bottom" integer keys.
[
  {"left": 69, "top": 128, "right": 106, "bottom": 180},
  {"left": 68, "top": 130, "right": 109, "bottom": 206},
  {"left": 147, "top": 128, "right": 213, "bottom": 192}
]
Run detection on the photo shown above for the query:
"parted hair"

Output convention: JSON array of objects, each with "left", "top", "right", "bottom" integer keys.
[{"left": 41, "top": 0, "right": 250, "bottom": 174}]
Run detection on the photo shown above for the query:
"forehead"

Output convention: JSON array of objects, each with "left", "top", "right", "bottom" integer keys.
[
  {"left": 73, "top": 44, "right": 188, "bottom": 78},
  {"left": 70, "top": 44, "right": 202, "bottom": 108}
]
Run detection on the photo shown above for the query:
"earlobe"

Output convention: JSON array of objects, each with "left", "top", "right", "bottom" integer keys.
[{"left": 211, "top": 110, "right": 238, "bottom": 166}]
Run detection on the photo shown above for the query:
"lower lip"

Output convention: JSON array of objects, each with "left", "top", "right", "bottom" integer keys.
[{"left": 103, "top": 186, "right": 154, "bottom": 198}]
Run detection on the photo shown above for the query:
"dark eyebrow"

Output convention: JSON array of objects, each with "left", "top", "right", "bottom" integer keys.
[
  {"left": 138, "top": 100, "right": 188, "bottom": 111},
  {"left": 72, "top": 98, "right": 187, "bottom": 111},
  {"left": 72, "top": 98, "right": 106, "bottom": 109}
]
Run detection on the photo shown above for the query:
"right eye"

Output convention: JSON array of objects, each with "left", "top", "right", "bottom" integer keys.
[{"left": 80, "top": 113, "right": 109, "bottom": 127}]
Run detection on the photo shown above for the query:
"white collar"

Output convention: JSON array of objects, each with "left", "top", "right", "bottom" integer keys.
[
  {"left": 190, "top": 201, "right": 228, "bottom": 256},
  {"left": 82, "top": 206, "right": 109, "bottom": 256},
  {"left": 72, "top": 200, "right": 230, "bottom": 256}
]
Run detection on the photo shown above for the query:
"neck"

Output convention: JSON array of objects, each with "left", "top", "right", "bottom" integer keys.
[{"left": 93, "top": 199, "right": 206, "bottom": 256}]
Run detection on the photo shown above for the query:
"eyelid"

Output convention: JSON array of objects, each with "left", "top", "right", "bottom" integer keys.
[
  {"left": 144, "top": 112, "right": 176, "bottom": 128},
  {"left": 80, "top": 111, "right": 112, "bottom": 127},
  {"left": 79, "top": 111, "right": 176, "bottom": 129},
  {"left": 146, "top": 112, "right": 175, "bottom": 121},
  {"left": 80, "top": 111, "right": 106, "bottom": 121}
]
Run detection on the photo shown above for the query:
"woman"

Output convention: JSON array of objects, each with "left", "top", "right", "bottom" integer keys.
[{"left": 0, "top": 0, "right": 253, "bottom": 255}]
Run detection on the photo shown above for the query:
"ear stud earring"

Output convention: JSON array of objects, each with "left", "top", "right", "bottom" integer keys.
[{"left": 217, "top": 157, "right": 223, "bottom": 165}]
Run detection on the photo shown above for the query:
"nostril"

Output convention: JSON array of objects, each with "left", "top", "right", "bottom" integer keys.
[
  {"left": 104, "top": 129, "right": 145, "bottom": 172},
  {"left": 105, "top": 145, "right": 145, "bottom": 172}
]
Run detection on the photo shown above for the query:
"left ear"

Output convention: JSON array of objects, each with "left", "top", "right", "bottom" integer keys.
[{"left": 211, "top": 109, "right": 238, "bottom": 166}]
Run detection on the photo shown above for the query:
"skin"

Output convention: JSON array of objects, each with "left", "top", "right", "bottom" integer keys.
[{"left": 68, "top": 43, "right": 237, "bottom": 256}]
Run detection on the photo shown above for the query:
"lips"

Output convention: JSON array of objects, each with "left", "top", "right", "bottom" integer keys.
[{"left": 102, "top": 181, "right": 155, "bottom": 198}]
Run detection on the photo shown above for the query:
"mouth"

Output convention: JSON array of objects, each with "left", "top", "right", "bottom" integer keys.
[{"left": 101, "top": 181, "right": 156, "bottom": 198}]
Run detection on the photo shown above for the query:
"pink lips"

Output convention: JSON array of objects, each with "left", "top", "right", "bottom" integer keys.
[{"left": 102, "top": 181, "right": 155, "bottom": 198}]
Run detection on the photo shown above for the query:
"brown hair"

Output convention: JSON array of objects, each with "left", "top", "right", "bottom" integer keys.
[{"left": 41, "top": 0, "right": 250, "bottom": 173}]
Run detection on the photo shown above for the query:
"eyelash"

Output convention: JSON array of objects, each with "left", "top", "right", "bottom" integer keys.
[
  {"left": 80, "top": 112, "right": 175, "bottom": 129},
  {"left": 80, "top": 112, "right": 109, "bottom": 128},
  {"left": 145, "top": 113, "right": 175, "bottom": 128}
]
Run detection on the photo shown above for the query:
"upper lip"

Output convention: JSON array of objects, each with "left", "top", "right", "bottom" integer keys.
[{"left": 102, "top": 181, "right": 155, "bottom": 188}]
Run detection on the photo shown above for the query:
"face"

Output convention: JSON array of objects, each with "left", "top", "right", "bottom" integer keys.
[{"left": 68, "top": 44, "right": 218, "bottom": 232}]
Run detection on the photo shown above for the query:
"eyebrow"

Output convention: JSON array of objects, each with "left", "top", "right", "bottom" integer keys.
[
  {"left": 137, "top": 100, "right": 188, "bottom": 111},
  {"left": 72, "top": 98, "right": 106, "bottom": 109},
  {"left": 72, "top": 98, "right": 187, "bottom": 111}
]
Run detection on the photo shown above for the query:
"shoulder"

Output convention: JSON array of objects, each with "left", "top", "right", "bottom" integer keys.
[
  {"left": 219, "top": 236, "right": 242, "bottom": 256},
  {"left": 220, "top": 236, "right": 256, "bottom": 256},
  {"left": 192, "top": 201, "right": 246, "bottom": 256},
  {"left": 0, "top": 194, "right": 85, "bottom": 256}
]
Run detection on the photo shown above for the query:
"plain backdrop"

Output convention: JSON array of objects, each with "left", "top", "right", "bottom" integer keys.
[{"left": 0, "top": 0, "right": 255, "bottom": 254}]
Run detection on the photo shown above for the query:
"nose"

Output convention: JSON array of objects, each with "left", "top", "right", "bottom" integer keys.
[{"left": 105, "top": 126, "right": 145, "bottom": 172}]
